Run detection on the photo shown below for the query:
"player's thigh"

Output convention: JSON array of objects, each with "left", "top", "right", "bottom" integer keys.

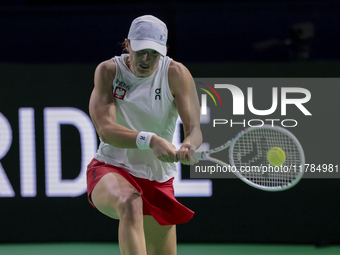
[
  {"left": 91, "top": 172, "right": 140, "bottom": 219},
  {"left": 143, "top": 215, "right": 177, "bottom": 255}
]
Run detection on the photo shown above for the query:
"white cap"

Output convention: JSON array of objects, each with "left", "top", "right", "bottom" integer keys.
[{"left": 128, "top": 15, "right": 167, "bottom": 56}]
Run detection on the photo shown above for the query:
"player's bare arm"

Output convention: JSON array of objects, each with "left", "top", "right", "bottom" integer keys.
[
  {"left": 168, "top": 60, "right": 202, "bottom": 165},
  {"left": 89, "top": 59, "right": 140, "bottom": 148}
]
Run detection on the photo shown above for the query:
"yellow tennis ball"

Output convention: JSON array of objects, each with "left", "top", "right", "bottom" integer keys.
[{"left": 267, "top": 147, "right": 286, "bottom": 166}]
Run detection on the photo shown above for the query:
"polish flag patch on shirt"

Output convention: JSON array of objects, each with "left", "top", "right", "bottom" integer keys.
[{"left": 114, "top": 87, "right": 127, "bottom": 100}]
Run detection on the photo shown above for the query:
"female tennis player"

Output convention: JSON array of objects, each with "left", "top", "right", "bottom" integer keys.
[{"left": 87, "top": 15, "right": 202, "bottom": 255}]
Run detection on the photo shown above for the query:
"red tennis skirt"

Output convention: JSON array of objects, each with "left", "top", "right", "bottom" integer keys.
[{"left": 86, "top": 158, "right": 194, "bottom": 226}]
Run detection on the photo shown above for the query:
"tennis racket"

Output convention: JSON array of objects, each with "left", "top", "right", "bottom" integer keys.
[{"left": 194, "top": 125, "right": 305, "bottom": 191}]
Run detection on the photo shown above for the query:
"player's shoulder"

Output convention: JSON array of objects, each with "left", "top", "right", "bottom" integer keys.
[
  {"left": 168, "top": 60, "right": 191, "bottom": 85},
  {"left": 168, "top": 60, "right": 192, "bottom": 96},
  {"left": 168, "top": 60, "right": 190, "bottom": 79},
  {"left": 95, "top": 58, "right": 116, "bottom": 82}
]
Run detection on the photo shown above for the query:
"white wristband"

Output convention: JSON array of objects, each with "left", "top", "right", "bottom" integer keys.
[{"left": 136, "top": 132, "right": 155, "bottom": 150}]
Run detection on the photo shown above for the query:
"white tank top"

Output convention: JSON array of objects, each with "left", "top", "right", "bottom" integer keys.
[{"left": 94, "top": 54, "right": 178, "bottom": 182}]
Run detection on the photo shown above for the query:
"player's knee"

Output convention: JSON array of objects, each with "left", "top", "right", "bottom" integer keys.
[
  {"left": 93, "top": 183, "right": 142, "bottom": 221},
  {"left": 115, "top": 191, "right": 143, "bottom": 222}
]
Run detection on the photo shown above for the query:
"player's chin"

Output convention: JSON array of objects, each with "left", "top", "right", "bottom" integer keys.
[{"left": 136, "top": 67, "right": 152, "bottom": 76}]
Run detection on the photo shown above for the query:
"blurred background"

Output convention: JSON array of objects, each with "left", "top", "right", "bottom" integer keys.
[{"left": 1, "top": 0, "right": 340, "bottom": 253}]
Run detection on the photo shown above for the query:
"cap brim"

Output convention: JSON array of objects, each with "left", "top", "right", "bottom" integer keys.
[{"left": 130, "top": 40, "right": 166, "bottom": 56}]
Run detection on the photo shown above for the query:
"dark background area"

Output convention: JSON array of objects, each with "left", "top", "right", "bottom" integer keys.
[
  {"left": 1, "top": 0, "right": 340, "bottom": 246},
  {"left": 2, "top": 0, "right": 340, "bottom": 63}
]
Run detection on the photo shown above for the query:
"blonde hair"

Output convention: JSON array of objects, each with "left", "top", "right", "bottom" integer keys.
[{"left": 121, "top": 39, "right": 130, "bottom": 53}]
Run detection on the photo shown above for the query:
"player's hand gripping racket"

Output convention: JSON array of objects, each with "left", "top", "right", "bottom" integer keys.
[{"left": 193, "top": 125, "right": 305, "bottom": 191}]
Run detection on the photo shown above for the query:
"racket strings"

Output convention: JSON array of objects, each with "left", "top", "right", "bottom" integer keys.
[{"left": 231, "top": 128, "right": 302, "bottom": 188}]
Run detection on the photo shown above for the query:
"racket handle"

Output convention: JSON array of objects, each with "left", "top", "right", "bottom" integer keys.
[
  {"left": 193, "top": 151, "right": 203, "bottom": 160},
  {"left": 175, "top": 150, "right": 204, "bottom": 160}
]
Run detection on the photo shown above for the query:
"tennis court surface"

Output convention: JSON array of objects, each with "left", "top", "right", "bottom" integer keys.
[{"left": 1, "top": 243, "right": 339, "bottom": 255}]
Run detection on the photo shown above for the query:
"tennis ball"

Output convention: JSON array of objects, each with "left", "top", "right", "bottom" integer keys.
[{"left": 267, "top": 147, "right": 286, "bottom": 166}]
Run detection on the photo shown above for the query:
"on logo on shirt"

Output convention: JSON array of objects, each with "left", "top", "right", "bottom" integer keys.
[{"left": 155, "top": 88, "right": 161, "bottom": 100}]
